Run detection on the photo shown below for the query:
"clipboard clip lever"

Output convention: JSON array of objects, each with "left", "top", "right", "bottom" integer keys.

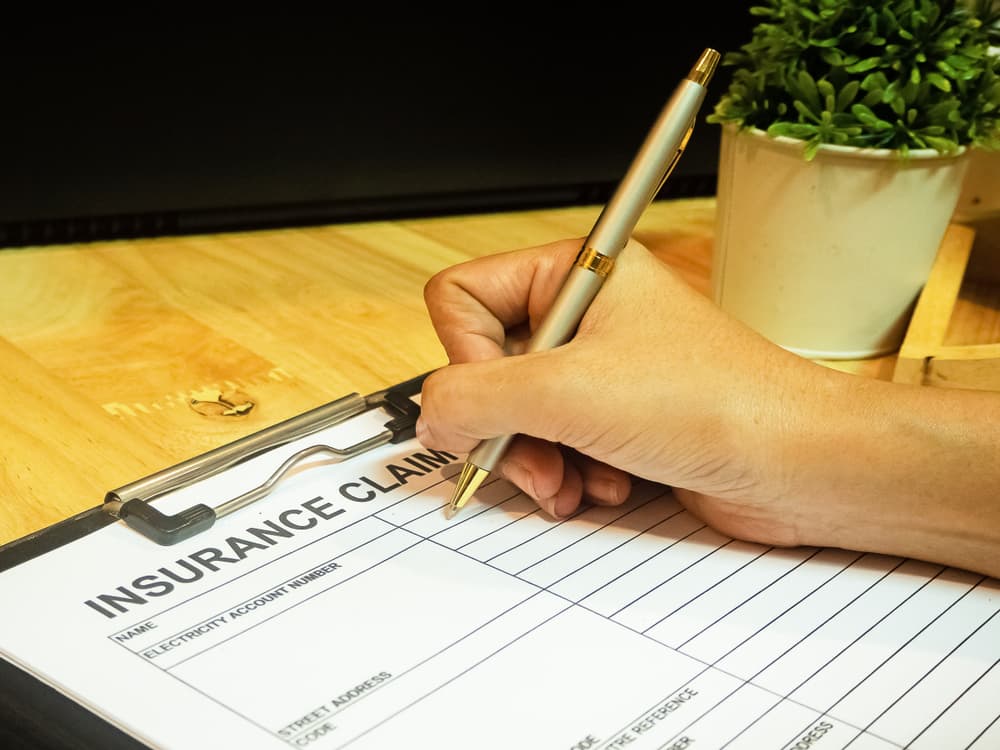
[{"left": 102, "top": 372, "right": 428, "bottom": 546}]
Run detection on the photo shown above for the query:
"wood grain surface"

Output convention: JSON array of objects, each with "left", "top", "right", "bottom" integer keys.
[{"left": 0, "top": 197, "right": 897, "bottom": 545}]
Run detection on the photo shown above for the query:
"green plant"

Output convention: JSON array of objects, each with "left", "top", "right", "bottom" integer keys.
[{"left": 707, "top": 0, "right": 1000, "bottom": 159}]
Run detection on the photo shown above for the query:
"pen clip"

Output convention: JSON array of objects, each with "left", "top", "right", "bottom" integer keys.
[{"left": 654, "top": 122, "right": 695, "bottom": 197}]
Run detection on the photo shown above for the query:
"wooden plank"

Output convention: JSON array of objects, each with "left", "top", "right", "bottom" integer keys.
[{"left": 892, "top": 224, "right": 977, "bottom": 384}]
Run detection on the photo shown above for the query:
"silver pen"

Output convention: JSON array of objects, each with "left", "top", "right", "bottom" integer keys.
[{"left": 448, "top": 47, "right": 721, "bottom": 515}]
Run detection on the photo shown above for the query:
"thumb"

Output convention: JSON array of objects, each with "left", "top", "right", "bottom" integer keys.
[{"left": 416, "top": 353, "right": 568, "bottom": 453}]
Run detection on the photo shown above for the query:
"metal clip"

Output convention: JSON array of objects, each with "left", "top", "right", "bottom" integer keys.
[{"left": 102, "top": 372, "right": 427, "bottom": 545}]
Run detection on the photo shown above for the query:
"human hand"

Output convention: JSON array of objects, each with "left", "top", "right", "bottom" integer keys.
[{"left": 416, "top": 237, "right": 826, "bottom": 548}]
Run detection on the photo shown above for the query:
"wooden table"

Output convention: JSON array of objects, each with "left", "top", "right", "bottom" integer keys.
[{"left": 0, "top": 197, "right": 896, "bottom": 546}]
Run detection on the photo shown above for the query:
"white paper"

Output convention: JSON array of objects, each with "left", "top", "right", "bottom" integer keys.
[{"left": 1, "top": 409, "right": 998, "bottom": 750}]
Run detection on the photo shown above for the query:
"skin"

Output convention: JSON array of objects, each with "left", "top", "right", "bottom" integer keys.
[{"left": 415, "top": 237, "right": 1000, "bottom": 579}]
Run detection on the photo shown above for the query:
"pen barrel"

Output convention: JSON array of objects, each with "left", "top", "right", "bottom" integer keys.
[
  {"left": 468, "top": 266, "right": 605, "bottom": 473},
  {"left": 468, "top": 432, "right": 516, "bottom": 475},
  {"left": 528, "top": 265, "right": 605, "bottom": 352},
  {"left": 462, "top": 48, "right": 719, "bottom": 483},
  {"left": 587, "top": 78, "right": 709, "bottom": 258}
]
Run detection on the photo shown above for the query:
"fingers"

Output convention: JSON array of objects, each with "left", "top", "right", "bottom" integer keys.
[
  {"left": 569, "top": 453, "right": 632, "bottom": 507},
  {"left": 417, "top": 354, "right": 560, "bottom": 450},
  {"left": 417, "top": 239, "right": 669, "bottom": 452},
  {"left": 423, "top": 238, "right": 583, "bottom": 364},
  {"left": 497, "top": 436, "right": 582, "bottom": 519},
  {"left": 497, "top": 441, "right": 631, "bottom": 518},
  {"left": 432, "top": 425, "right": 631, "bottom": 520}
]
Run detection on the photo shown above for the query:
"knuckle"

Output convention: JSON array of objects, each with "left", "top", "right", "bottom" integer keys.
[
  {"left": 419, "top": 371, "right": 446, "bottom": 418},
  {"left": 422, "top": 267, "right": 454, "bottom": 304}
]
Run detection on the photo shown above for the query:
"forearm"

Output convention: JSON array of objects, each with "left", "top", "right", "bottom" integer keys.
[{"left": 781, "top": 367, "right": 1000, "bottom": 578}]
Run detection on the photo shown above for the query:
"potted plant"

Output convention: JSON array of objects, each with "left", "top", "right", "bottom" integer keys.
[{"left": 706, "top": 0, "right": 1000, "bottom": 359}]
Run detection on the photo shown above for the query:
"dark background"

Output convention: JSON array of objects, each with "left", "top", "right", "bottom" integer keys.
[{"left": 0, "top": 16, "right": 757, "bottom": 248}]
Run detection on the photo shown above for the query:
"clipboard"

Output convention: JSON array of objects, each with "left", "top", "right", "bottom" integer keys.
[{"left": 0, "top": 372, "right": 429, "bottom": 750}]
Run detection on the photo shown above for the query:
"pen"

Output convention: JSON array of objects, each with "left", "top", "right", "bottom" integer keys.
[{"left": 447, "top": 47, "right": 721, "bottom": 516}]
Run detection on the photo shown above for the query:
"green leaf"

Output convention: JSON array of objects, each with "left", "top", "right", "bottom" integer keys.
[
  {"left": 793, "top": 69, "right": 822, "bottom": 112},
  {"left": 860, "top": 71, "right": 888, "bottom": 91},
  {"left": 767, "top": 122, "right": 819, "bottom": 139},
  {"left": 926, "top": 98, "right": 960, "bottom": 123},
  {"left": 946, "top": 54, "right": 972, "bottom": 70},
  {"left": 845, "top": 57, "right": 882, "bottom": 73},
  {"left": 830, "top": 112, "right": 859, "bottom": 128},
  {"left": 861, "top": 88, "right": 883, "bottom": 107},
  {"left": 926, "top": 72, "right": 952, "bottom": 92},
  {"left": 821, "top": 48, "right": 844, "bottom": 66},
  {"left": 883, "top": 79, "right": 900, "bottom": 103},
  {"left": 794, "top": 99, "right": 821, "bottom": 122},
  {"left": 818, "top": 79, "right": 836, "bottom": 112},
  {"left": 851, "top": 103, "right": 894, "bottom": 130},
  {"left": 850, "top": 103, "right": 876, "bottom": 125},
  {"left": 923, "top": 135, "right": 959, "bottom": 152},
  {"left": 836, "top": 80, "right": 861, "bottom": 110},
  {"left": 937, "top": 59, "right": 959, "bottom": 77},
  {"left": 803, "top": 137, "right": 822, "bottom": 161}
]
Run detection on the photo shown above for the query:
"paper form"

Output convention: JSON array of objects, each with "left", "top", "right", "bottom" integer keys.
[{"left": 0, "top": 409, "right": 998, "bottom": 750}]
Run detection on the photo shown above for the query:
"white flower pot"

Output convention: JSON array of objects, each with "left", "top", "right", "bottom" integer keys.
[{"left": 712, "top": 124, "right": 971, "bottom": 359}]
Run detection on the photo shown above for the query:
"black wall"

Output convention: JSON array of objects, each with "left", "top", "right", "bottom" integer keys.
[{"left": 0, "top": 17, "right": 756, "bottom": 246}]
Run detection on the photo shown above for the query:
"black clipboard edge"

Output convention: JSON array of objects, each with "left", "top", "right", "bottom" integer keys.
[
  {"left": 0, "top": 656, "right": 147, "bottom": 750},
  {"left": 0, "top": 506, "right": 116, "bottom": 575}
]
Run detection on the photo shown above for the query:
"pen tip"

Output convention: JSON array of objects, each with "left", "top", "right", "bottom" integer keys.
[{"left": 447, "top": 463, "right": 490, "bottom": 517}]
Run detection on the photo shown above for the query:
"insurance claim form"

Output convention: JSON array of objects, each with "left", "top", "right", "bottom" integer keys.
[{"left": 1, "top": 405, "right": 998, "bottom": 750}]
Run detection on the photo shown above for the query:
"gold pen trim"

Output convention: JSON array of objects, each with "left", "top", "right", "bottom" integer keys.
[
  {"left": 448, "top": 462, "right": 489, "bottom": 514},
  {"left": 575, "top": 247, "right": 615, "bottom": 277},
  {"left": 686, "top": 48, "right": 721, "bottom": 87}
]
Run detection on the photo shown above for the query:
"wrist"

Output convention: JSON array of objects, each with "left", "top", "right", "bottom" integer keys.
[{"left": 773, "top": 366, "right": 1000, "bottom": 576}]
